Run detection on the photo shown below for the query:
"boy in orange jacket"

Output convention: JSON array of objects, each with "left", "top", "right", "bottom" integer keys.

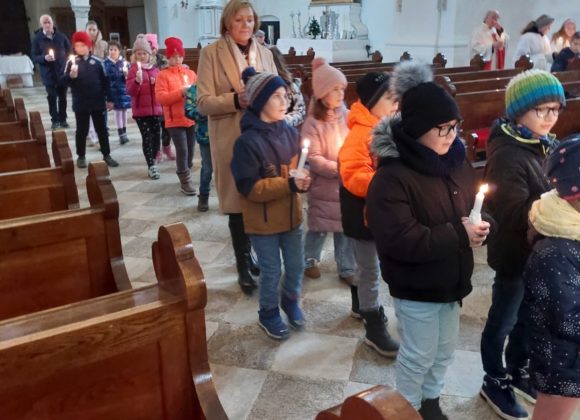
[{"left": 155, "top": 37, "right": 198, "bottom": 195}]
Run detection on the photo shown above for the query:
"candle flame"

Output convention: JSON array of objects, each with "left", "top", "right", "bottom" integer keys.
[
  {"left": 479, "top": 184, "right": 489, "bottom": 194},
  {"left": 303, "top": 139, "right": 310, "bottom": 148},
  {"left": 69, "top": 54, "right": 75, "bottom": 62}
]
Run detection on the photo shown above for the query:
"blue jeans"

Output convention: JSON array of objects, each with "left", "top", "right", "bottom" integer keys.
[
  {"left": 480, "top": 275, "right": 529, "bottom": 378},
  {"left": 304, "top": 231, "right": 355, "bottom": 278},
  {"left": 394, "top": 298, "right": 460, "bottom": 409},
  {"left": 250, "top": 224, "right": 304, "bottom": 311},
  {"left": 198, "top": 142, "right": 212, "bottom": 196}
]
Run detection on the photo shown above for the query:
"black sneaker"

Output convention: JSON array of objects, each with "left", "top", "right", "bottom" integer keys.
[
  {"left": 361, "top": 308, "right": 399, "bottom": 357},
  {"left": 103, "top": 155, "right": 119, "bottom": 167},
  {"left": 76, "top": 156, "right": 87, "bottom": 168},
  {"left": 480, "top": 375, "right": 529, "bottom": 419},
  {"left": 511, "top": 367, "right": 537, "bottom": 404},
  {"left": 60, "top": 121, "right": 70, "bottom": 129},
  {"left": 51, "top": 121, "right": 60, "bottom": 130},
  {"left": 418, "top": 397, "right": 448, "bottom": 420}
]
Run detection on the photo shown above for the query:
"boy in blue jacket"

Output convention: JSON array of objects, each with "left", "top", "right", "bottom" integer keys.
[
  {"left": 62, "top": 31, "right": 118, "bottom": 168},
  {"left": 231, "top": 67, "right": 311, "bottom": 340}
]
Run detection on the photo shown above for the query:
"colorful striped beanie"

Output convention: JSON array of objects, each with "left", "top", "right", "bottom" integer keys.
[
  {"left": 241, "top": 67, "right": 286, "bottom": 114},
  {"left": 505, "top": 69, "right": 565, "bottom": 121}
]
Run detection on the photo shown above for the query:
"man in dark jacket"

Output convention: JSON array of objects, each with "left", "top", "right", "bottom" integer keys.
[
  {"left": 479, "top": 69, "right": 566, "bottom": 420},
  {"left": 31, "top": 15, "right": 71, "bottom": 130}
]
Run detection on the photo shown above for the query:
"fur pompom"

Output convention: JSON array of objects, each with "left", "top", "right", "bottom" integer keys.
[
  {"left": 242, "top": 66, "right": 257, "bottom": 84},
  {"left": 390, "top": 61, "right": 433, "bottom": 100},
  {"left": 311, "top": 57, "right": 327, "bottom": 71}
]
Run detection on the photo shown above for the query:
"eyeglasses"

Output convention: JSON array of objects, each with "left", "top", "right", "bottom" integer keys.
[
  {"left": 534, "top": 106, "right": 562, "bottom": 119},
  {"left": 436, "top": 120, "right": 462, "bottom": 137}
]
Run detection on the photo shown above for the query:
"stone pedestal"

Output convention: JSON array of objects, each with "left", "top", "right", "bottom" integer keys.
[
  {"left": 196, "top": 0, "right": 223, "bottom": 46},
  {"left": 276, "top": 38, "right": 368, "bottom": 62}
]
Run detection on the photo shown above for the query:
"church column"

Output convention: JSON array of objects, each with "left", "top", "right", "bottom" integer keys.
[
  {"left": 70, "top": 0, "right": 91, "bottom": 31},
  {"left": 195, "top": 0, "right": 223, "bottom": 46}
]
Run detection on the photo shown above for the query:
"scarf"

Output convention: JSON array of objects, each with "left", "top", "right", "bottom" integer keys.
[
  {"left": 502, "top": 122, "right": 557, "bottom": 156},
  {"left": 224, "top": 34, "right": 264, "bottom": 75},
  {"left": 529, "top": 189, "right": 580, "bottom": 241}
]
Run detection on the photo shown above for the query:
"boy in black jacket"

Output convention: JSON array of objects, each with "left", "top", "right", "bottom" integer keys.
[{"left": 62, "top": 31, "right": 118, "bottom": 168}]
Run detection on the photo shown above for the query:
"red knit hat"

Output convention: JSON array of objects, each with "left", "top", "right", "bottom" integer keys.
[
  {"left": 72, "top": 31, "right": 92, "bottom": 48},
  {"left": 164, "top": 37, "right": 184, "bottom": 58}
]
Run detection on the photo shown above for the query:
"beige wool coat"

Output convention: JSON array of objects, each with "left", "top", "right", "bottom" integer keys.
[{"left": 196, "top": 37, "right": 277, "bottom": 214}]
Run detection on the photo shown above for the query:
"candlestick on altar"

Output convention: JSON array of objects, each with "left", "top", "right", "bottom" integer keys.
[{"left": 469, "top": 184, "right": 488, "bottom": 224}]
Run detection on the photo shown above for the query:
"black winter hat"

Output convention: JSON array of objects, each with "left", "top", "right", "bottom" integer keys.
[
  {"left": 391, "top": 62, "right": 461, "bottom": 139},
  {"left": 356, "top": 72, "right": 391, "bottom": 110}
]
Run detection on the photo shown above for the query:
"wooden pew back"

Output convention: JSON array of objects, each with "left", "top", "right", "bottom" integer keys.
[
  {"left": 0, "top": 111, "right": 50, "bottom": 172},
  {"left": 0, "top": 131, "right": 79, "bottom": 219},
  {"left": 0, "top": 223, "right": 228, "bottom": 420},
  {"left": 0, "top": 162, "right": 130, "bottom": 320},
  {"left": 0, "top": 104, "right": 30, "bottom": 141}
]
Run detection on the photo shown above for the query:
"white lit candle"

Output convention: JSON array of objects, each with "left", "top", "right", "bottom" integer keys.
[
  {"left": 183, "top": 74, "right": 189, "bottom": 86},
  {"left": 296, "top": 139, "right": 310, "bottom": 172},
  {"left": 469, "top": 184, "right": 488, "bottom": 224},
  {"left": 48, "top": 49, "right": 54, "bottom": 59},
  {"left": 69, "top": 55, "right": 78, "bottom": 73},
  {"left": 249, "top": 50, "right": 256, "bottom": 67}
]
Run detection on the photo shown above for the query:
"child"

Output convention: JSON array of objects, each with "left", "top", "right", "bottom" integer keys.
[
  {"left": 551, "top": 31, "right": 580, "bottom": 72},
  {"left": 231, "top": 67, "right": 311, "bottom": 340},
  {"left": 62, "top": 31, "right": 118, "bottom": 169},
  {"left": 524, "top": 136, "right": 580, "bottom": 420},
  {"left": 270, "top": 46, "right": 306, "bottom": 128},
  {"left": 85, "top": 20, "right": 108, "bottom": 147},
  {"left": 104, "top": 41, "right": 131, "bottom": 145},
  {"left": 301, "top": 57, "right": 356, "bottom": 283},
  {"left": 338, "top": 72, "right": 399, "bottom": 358},
  {"left": 155, "top": 37, "right": 197, "bottom": 195},
  {"left": 126, "top": 35, "right": 162, "bottom": 180},
  {"left": 366, "top": 61, "right": 491, "bottom": 418},
  {"left": 145, "top": 32, "right": 174, "bottom": 162},
  {"left": 480, "top": 69, "right": 566, "bottom": 420},
  {"left": 184, "top": 83, "right": 213, "bottom": 211}
]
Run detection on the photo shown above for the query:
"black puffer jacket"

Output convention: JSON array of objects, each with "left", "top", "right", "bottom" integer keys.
[
  {"left": 483, "top": 119, "right": 553, "bottom": 277},
  {"left": 366, "top": 117, "right": 481, "bottom": 303}
]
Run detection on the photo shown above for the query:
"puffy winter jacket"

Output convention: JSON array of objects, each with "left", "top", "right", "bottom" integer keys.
[
  {"left": 104, "top": 58, "right": 131, "bottom": 110},
  {"left": 155, "top": 65, "right": 197, "bottom": 128},
  {"left": 126, "top": 63, "right": 162, "bottom": 117}
]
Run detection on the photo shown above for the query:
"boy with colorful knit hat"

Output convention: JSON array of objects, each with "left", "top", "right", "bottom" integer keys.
[
  {"left": 524, "top": 135, "right": 580, "bottom": 420},
  {"left": 62, "top": 31, "right": 118, "bottom": 168},
  {"left": 480, "top": 69, "right": 566, "bottom": 420},
  {"left": 231, "top": 67, "right": 311, "bottom": 340}
]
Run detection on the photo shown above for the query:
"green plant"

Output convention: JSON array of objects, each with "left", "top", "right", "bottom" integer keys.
[{"left": 308, "top": 18, "right": 321, "bottom": 39}]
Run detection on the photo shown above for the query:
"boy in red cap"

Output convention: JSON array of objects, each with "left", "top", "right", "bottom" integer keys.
[
  {"left": 155, "top": 37, "right": 198, "bottom": 195},
  {"left": 62, "top": 31, "right": 118, "bottom": 168}
]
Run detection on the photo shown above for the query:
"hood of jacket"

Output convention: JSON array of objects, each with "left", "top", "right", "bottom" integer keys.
[
  {"left": 487, "top": 118, "right": 555, "bottom": 160},
  {"left": 347, "top": 101, "right": 379, "bottom": 130},
  {"left": 371, "top": 115, "right": 401, "bottom": 159}
]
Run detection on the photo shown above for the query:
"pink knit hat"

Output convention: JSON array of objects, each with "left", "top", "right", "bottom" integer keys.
[
  {"left": 311, "top": 57, "right": 347, "bottom": 100},
  {"left": 144, "top": 33, "right": 158, "bottom": 50}
]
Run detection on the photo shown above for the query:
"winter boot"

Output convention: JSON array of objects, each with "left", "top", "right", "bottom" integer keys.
[
  {"left": 361, "top": 308, "right": 399, "bottom": 357},
  {"left": 350, "top": 285, "right": 362, "bottom": 319},
  {"left": 258, "top": 307, "right": 289, "bottom": 340},
  {"left": 228, "top": 214, "right": 257, "bottom": 294},
  {"left": 418, "top": 397, "right": 449, "bottom": 420},
  {"left": 162, "top": 145, "right": 176, "bottom": 160},
  {"left": 280, "top": 293, "right": 305, "bottom": 330},
  {"left": 177, "top": 171, "right": 196, "bottom": 196},
  {"left": 197, "top": 194, "right": 209, "bottom": 212}
]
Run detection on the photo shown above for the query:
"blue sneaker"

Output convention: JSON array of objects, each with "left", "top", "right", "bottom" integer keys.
[
  {"left": 510, "top": 367, "right": 537, "bottom": 404},
  {"left": 480, "top": 375, "right": 529, "bottom": 419},
  {"left": 280, "top": 294, "right": 305, "bottom": 330},
  {"left": 258, "top": 308, "right": 289, "bottom": 340}
]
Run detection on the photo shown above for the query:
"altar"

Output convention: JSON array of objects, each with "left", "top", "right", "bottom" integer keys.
[
  {"left": 0, "top": 55, "right": 34, "bottom": 88},
  {"left": 276, "top": 38, "right": 368, "bottom": 62}
]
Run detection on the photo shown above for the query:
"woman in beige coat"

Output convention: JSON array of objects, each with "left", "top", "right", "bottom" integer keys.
[{"left": 197, "top": 0, "right": 277, "bottom": 294}]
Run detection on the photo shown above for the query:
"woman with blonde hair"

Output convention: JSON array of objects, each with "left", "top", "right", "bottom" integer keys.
[
  {"left": 551, "top": 19, "right": 577, "bottom": 53},
  {"left": 197, "top": 0, "right": 277, "bottom": 294}
]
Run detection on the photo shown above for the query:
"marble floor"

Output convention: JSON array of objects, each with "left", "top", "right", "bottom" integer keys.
[{"left": 12, "top": 85, "right": 578, "bottom": 420}]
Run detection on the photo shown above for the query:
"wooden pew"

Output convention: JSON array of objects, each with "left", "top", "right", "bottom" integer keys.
[
  {"left": 0, "top": 97, "right": 26, "bottom": 123},
  {"left": 0, "top": 111, "right": 50, "bottom": 173},
  {"left": 284, "top": 47, "right": 315, "bottom": 65},
  {"left": 0, "top": 223, "right": 228, "bottom": 420},
  {"left": 317, "top": 385, "right": 420, "bottom": 420},
  {"left": 0, "top": 101, "right": 29, "bottom": 140},
  {"left": 0, "top": 131, "right": 79, "bottom": 219},
  {"left": 0, "top": 161, "right": 131, "bottom": 321}
]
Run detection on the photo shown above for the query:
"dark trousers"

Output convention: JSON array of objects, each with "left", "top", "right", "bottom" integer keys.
[
  {"left": 480, "top": 274, "right": 529, "bottom": 378},
  {"left": 75, "top": 110, "right": 110, "bottom": 158},
  {"left": 161, "top": 118, "right": 172, "bottom": 147},
  {"left": 167, "top": 126, "right": 195, "bottom": 174},
  {"left": 135, "top": 116, "right": 161, "bottom": 167},
  {"left": 45, "top": 84, "right": 68, "bottom": 123}
]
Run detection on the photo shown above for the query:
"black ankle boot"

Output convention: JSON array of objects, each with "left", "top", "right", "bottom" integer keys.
[
  {"left": 418, "top": 397, "right": 448, "bottom": 420},
  {"left": 228, "top": 213, "right": 257, "bottom": 294},
  {"left": 350, "top": 285, "right": 361, "bottom": 319}
]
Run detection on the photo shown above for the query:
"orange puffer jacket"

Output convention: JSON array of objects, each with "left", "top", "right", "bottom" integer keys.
[
  {"left": 155, "top": 65, "right": 197, "bottom": 128},
  {"left": 338, "top": 100, "right": 379, "bottom": 198}
]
